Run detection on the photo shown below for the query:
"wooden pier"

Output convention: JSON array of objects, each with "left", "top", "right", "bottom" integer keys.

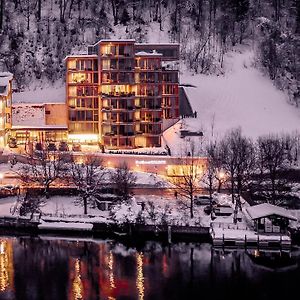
[{"left": 210, "top": 225, "right": 292, "bottom": 250}]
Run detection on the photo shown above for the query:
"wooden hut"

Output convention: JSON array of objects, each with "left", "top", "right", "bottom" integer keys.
[{"left": 246, "top": 203, "right": 297, "bottom": 234}]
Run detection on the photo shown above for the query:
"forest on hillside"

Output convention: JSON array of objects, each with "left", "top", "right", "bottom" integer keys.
[{"left": 0, "top": 0, "right": 299, "bottom": 106}]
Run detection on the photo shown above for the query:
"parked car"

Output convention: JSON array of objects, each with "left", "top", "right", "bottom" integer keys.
[
  {"left": 8, "top": 137, "right": 17, "bottom": 148},
  {"left": 194, "top": 195, "right": 216, "bottom": 206},
  {"left": 72, "top": 143, "right": 81, "bottom": 152},
  {"left": 47, "top": 142, "right": 57, "bottom": 151},
  {"left": 59, "top": 141, "right": 69, "bottom": 152},
  {"left": 213, "top": 204, "right": 233, "bottom": 216}
]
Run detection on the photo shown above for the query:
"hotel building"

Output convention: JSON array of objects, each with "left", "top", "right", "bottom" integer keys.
[
  {"left": 0, "top": 72, "right": 13, "bottom": 147},
  {"left": 65, "top": 39, "right": 179, "bottom": 149}
]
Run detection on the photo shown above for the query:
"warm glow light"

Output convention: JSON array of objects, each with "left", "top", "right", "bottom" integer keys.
[
  {"left": 0, "top": 173, "right": 3, "bottom": 180},
  {"left": 136, "top": 160, "right": 166, "bottom": 165},
  {"left": 72, "top": 73, "right": 86, "bottom": 83},
  {"left": 68, "top": 134, "right": 98, "bottom": 142},
  {"left": 0, "top": 241, "right": 9, "bottom": 292},
  {"left": 136, "top": 252, "right": 144, "bottom": 300},
  {"left": 219, "top": 171, "right": 225, "bottom": 179},
  {"left": 108, "top": 251, "right": 116, "bottom": 290},
  {"left": 72, "top": 259, "right": 83, "bottom": 300}
]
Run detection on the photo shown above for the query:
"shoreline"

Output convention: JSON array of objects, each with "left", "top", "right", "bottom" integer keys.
[
  {"left": 1, "top": 216, "right": 300, "bottom": 250},
  {"left": 0, "top": 216, "right": 211, "bottom": 243}
]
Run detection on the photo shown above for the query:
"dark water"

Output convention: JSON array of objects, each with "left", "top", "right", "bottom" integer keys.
[{"left": 0, "top": 236, "right": 299, "bottom": 300}]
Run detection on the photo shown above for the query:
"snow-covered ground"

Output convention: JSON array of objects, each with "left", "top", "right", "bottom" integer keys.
[{"left": 164, "top": 45, "right": 300, "bottom": 155}]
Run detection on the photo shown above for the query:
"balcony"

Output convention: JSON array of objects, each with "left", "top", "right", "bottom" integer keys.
[
  {"left": 100, "top": 92, "right": 136, "bottom": 98},
  {"left": 140, "top": 118, "right": 162, "bottom": 123},
  {"left": 140, "top": 106, "right": 161, "bottom": 111},
  {"left": 104, "top": 132, "right": 116, "bottom": 136}
]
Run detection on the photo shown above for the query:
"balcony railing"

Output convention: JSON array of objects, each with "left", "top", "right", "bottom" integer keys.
[{"left": 101, "top": 92, "right": 136, "bottom": 98}]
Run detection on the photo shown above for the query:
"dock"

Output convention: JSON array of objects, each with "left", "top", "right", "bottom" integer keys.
[{"left": 210, "top": 223, "right": 292, "bottom": 250}]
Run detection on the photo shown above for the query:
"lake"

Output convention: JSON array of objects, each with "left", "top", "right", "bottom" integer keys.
[{"left": 0, "top": 236, "right": 299, "bottom": 300}]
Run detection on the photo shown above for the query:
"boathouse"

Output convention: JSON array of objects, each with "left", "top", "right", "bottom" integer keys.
[{"left": 246, "top": 203, "right": 297, "bottom": 234}]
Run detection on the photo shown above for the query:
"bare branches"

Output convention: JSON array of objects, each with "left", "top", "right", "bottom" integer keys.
[
  {"left": 109, "top": 162, "right": 137, "bottom": 202},
  {"left": 69, "top": 155, "right": 106, "bottom": 215},
  {"left": 13, "top": 149, "right": 66, "bottom": 198},
  {"left": 170, "top": 141, "right": 204, "bottom": 218}
]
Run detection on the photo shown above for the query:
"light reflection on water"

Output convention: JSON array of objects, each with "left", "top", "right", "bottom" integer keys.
[{"left": 0, "top": 237, "right": 299, "bottom": 300}]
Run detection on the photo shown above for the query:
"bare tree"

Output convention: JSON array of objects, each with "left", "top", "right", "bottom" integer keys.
[
  {"left": 69, "top": 155, "right": 106, "bottom": 215},
  {"left": 12, "top": 148, "right": 66, "bottom": 198},
  {"left": 109, "top": 162, "right": 137, "bottom": 202},
  {"left": 219, "top": 128, "right": 255, "bottom": 222},
  {"left": 170, "top": 141, "right": 203, "bottom": 219},
  {"left": 257, "top": 134, "right": 295, "bottom": 204},
  {"left": 201, "top": 141, "right": 223, "bottom": 212}
]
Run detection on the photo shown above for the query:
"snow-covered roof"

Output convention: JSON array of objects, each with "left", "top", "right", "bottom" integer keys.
[
  {"left": 92, "top": 39, "right": 136, "bottom": 46},
  {"left": 136, "top": 43, "right": 180, "bottom": 46},
  {"left": 12, "top": 104, "right": 45, "bottom": 126},
  {"left": 135, "top": 50, "right": 162, "bottom": 57},
  {"left": 13, "top": 85, "right": 65, "bottom": 104},
  {"left": 12, "top": 102, "right": 67, "bottom": 129},
  {"left": 0, "top": 72, "right": 13, "bottom": 96},
  {"left": 64, "top": 54, "right": 98, "bottom": 60},
  {"left": 11, "top": 125, "right": 67, "bottom": 130},
  {"left": 246, "top": 203, "right": 297, "bottom": 221}
]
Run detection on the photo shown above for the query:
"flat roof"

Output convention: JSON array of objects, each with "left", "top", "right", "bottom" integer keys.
[
  {"left": 135, "top": 43, "right": 180, "bottom": 46},
  {"left": 135, "top": 51, "right": 163, "bottom": 57},
  {"left": 12, "top": 103, "right": 66, "bottom": 107},
  {"left": 246, "top": 203, "right": 297, "bottom": 221},
  {"left": 64, "top": 54, "right": 98, "bottom": 60},
  {"left": 11, "top": 125, "right": 68, "bottom": 130},
  {"left": 92, "top": 39, "right": 136, "bottom": 46}
]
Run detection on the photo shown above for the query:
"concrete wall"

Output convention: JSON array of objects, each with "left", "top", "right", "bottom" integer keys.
[{"left": 45, "top": 104, "right": 67, "bottom": 126}]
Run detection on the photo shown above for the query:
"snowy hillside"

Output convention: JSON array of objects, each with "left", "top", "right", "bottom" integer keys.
[{"left": 164, "top": 45, "right": 300, "bottom": 155}]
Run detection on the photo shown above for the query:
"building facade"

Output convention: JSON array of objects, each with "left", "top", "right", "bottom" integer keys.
[
  {"left": 0, "top": 72, "right": 13, "bottom": 147},
  {"left": 66, "top": 40, "right": 179, "bottom": 149}
]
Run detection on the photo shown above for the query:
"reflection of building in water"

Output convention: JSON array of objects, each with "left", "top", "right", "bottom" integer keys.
[
  {"left": 99, "top": 243, "right": 142, "bottom": 299},
  {"left": 0, "top": 239, "right": 14, "bottom": 295},
  {"left": 67, "top": 241, "right": 100, "bottom": 300},
  {"left": 136, "top": 252, "right": 145, "bottom": 300},
  {"left": 108, "top": 251, "right": 116, "bottom": 292},
  {"left": 72, "top": 258, "right": 83, "bottom": 300}
]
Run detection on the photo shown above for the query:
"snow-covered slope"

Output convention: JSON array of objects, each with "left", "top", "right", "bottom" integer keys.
[{"left": 164, "top": 45, "right": 300, "bottom": 155}]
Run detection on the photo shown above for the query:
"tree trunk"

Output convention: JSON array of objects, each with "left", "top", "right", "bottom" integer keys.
[
  {"left": 296, "top": 0, "right": 300, "bottom": 34},
  {"left": 45, "top": 183, "right": 50, "bottom": 199},
  {"left": 111, "top": 0, "right": 119, "bottom": 25},
  {"left": 196, "top": 0, "right": 203, "bottom": 27},
  {"left": 231, "top": 177, "right": 235, "bottom": 203},
  {"left": 37, "top": 0, "right": 41, "bottom": 21},
  {"left": 0, "top": 0, "right": 4, "bottom": 31},
  {"left": 84, "top": 196, "right": 87, "bottom": 215},
  {"left": 190, "top": 194, "right": 194, "bottom": 219}
]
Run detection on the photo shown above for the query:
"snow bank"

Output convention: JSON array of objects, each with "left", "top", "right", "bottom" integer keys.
[{"left": 38, "top": 221, "right": 93, "bottom": 230}]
